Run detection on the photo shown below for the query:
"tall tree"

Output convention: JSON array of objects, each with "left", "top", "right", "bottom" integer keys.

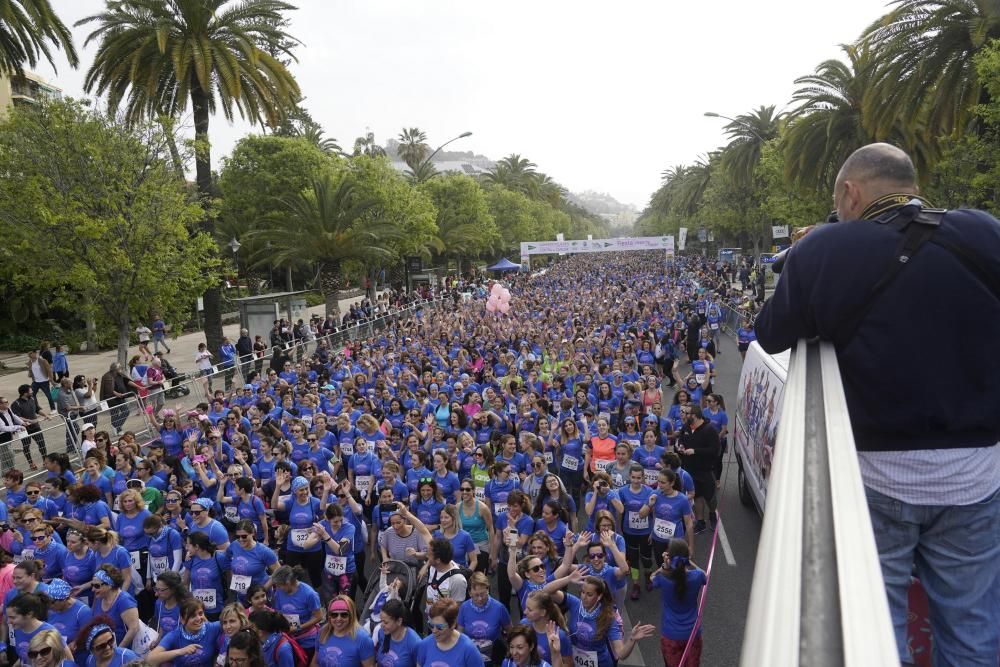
[
  {"left": 77, "top": 0, "right": 301, "bottom": 355},
  {"left": 0, "top": 0, "right": 77, "bottom": 75},
  {"left": 353, "top": 129, "right": 386, "bottom": 157},
  {"left": 0, "top": 100, "right": 217, "bottom": 364},
  {"left": 419, "top": 173, "right": 499, "bottom": 263},
  {"left": 251, "top": 173, "right": 401, "bottom": 320},
  {"left": 483, "top": 154, "right": 538, "bottom": 194},
  {"left": 404, "top": 160, "right": 439, "bottom": 184},
  {"left": 719, "top": 105, "right": 783, "bottom": 187},
  {"left": 860, "top": 0, "right": 1000, "bottom": 139},
  {"left": 397, "top": 127, "right": 429, "bottom": 170}
]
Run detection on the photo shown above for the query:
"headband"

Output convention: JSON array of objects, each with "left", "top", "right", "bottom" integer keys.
[
  {"left": 87, "top": 624, "right": 113, "bottom": 650},
  {"left": 94, "top": 570, "right": 115, "bottom": 587},
  {"left": 47, "top": 578, "right": 71, "bottom": 600},
  {"left": 191, "top": 498, "right": 213, "bottom": 510},
  {"left": 291, "top": 476, "right": 309, "bottom": 492},
  {"left": 670, "top": 555, "right": 689, "bottom": 570},
  {"left": 328, "top": 600, "right": 349, "bottom": 613}
]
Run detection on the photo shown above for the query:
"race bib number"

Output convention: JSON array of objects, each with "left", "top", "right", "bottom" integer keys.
[
  {"left": 561, "top": 454, "right": 579, "bottom": 471},
  {"left": 325, "top": 554, "right": 347, "bottom": 575},
  {"left": 340, "top": 441, "right": 354, "bottom": 456},
  {"left": 150, "top": 556, "right": 169, "bottom": 577},
  {"left": 627, "top": 511, "right": 649, "bottom": 531},
  {"left": 355, "top": 475, "right": 373, "bottom": 496},
  {"left": 644, "top": 468, "right": 660, "bottom": 486},
  {"left": 283, "top": 613, "right": 300, "bottom": 627},
  {"left": 129, "top": 550, "right": 141, "bottom": 571},
  {"left": 596, "top": 458, "right": 615, "bottom": 473},
  {"left": 113, "top": 496, "right": 121, "bottom": 512},
  {"left": 544, "top": 451, "right": 554, "bottom": 465},
  {"left": 230, "top": 574, "right": 251, "bottom": 594},
  {"left": 301, "top": 414, "right": 313, "bottom": 427},
  {"left": 494, "top": 502, "right": 509, "bottom": 516},
  {"left": 224, "top": 505, "right": 240, "bottom": 523},
  {"left": 573, "top": 648, "right": 598, "bottom": 667},
  {"left": 474, "top": 487, "right": 486, "bottom": 502},
  {"left": 290, "top": 528, "right": 311, "bottom": 548},
  {"left": 653, "top": 518, "right": 677, "bottom": 540},
  {"left": 695, "top": 373, "right": 706, "bottom": 384},
  {"left": 193, "top": 588, "right": 217, "bottom": 609},
  {"left": 131, "top": 623, "right": 158, "bottom": 658},
  {"left": 710, "top": 322, "right": 719, "bottom": 330}
]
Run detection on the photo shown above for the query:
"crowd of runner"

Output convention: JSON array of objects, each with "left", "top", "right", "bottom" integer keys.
[{"left": 0, "top": 252, "right": 745, "bottom": 667}]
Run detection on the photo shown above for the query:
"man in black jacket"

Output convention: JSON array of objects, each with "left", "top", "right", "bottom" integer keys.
[
  {"left": 678, "top": 405, "right": 719, "bottom": 534},
  {"left": 235, "top": 328, "right": 253, "bottom": 381},
  {"left": 754, "top": 143, "right": 1000, "bottom": 667}
]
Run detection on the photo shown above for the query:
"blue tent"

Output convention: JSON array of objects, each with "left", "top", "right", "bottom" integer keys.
[{"left": 487, "top": 257, "right": 522, "bottom": 272}]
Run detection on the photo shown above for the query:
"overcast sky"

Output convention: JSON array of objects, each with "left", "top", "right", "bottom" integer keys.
[{"left": 37, "top": 0, "right": 889, "bottom": 209}]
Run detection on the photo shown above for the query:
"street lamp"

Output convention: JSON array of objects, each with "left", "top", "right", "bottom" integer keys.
[
  {"left": 228, "top": 237, "right": 242, "bottom": 298},
  {"left": 419, "top": 131, "right": 473, "bottom": 171},
  {"left": 704, "top": 111, "right": 766, "bottom": 143}
]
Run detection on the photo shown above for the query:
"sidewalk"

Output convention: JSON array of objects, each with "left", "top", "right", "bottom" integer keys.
[{"left": 0, "top": 292, "right": 376, "bottom": 402}]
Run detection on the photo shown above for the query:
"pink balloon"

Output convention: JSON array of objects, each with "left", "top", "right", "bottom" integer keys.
[
  {"left": 499, "top": 302, "right": 511, "bottom": 314},
  {"left": 491, "top": 283, "right": 503, "bottom": 296},
  {"left": 487, "top": 294, "right": 499, "bottom": 306},
  {"left": 501, "top": 288, "right": 511, "bottom": 301},
  {"left": 486, "top": 300, "right": 498, "bottom": 313}
]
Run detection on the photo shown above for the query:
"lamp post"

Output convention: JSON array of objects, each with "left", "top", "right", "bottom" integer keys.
[
  {"left": 418, "top": 131, "right": 473, "bottom": 172},
  {"left": 228, "top": 237, "right": 242, "bottom": 298},
  {"left": 704, "top": 111, "right": 766, "bottom": 143}
]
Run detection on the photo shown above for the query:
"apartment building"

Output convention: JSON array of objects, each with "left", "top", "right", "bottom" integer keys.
[{"left": 0, "top": 69, "right": 62, "bottom": 119}]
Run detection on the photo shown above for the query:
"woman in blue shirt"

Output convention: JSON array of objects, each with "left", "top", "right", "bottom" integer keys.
[
  {"left": 650, "top": 539, "right": 707, "bottom": 666},
  {"left": 182, "top": 532, "right": 229, "bottom": 621},
  {"left": 226, "top": 520, "right": 279, "bottom": 600},
  {"left": 484, "top": 462, "right": 520, "bottom": 521},
  {"left": 29, "top": 524, "right": 67, "bottom": 581},
  {"left": 44, "top": 579, "right": 93, "bottom": 662},
  {"left": 249, "top": 610, "right": 295, "bottom": 667},
  {"left": 411, "top": 480, "right": 446, "bottom": 531},
  {"left": 315, "top": 596, "right": 375, "bottom": 667},
  {"left": 272, "top": 473, "right": 325, "bottom": 588},
  {"left": 416, "top": 599, "right": 483, "bottom": 667},
  {"left": 563, "top": 579, "right": 654, "bottom": 667},
  {"left": 618, "top": 465, "right": 655, "bottom": 601},
  {"left": 152, "top": 571, "right": 188, "bottom": 638},
  {"left": 144, "top": 514, "right": 184, "bottom": 582},
  {"left": 88, "top": 566, "right": 141, "bottom": 649},
  {"left": 430, "top": 451, "right": 460, "bottom": 504},
  {"left": 271, "top": 565, "right": 323, "bottom": 657},
  {"left": 456, "top": 573, "right": 512, "bottom": 665},
  {"left": 306, "top": 504, "right": 357, "bottom": 599},
  {"left": 148, "top": 598, "right": 223, "bottom": 667},
  {"left": 78, "top": 620, "right": 139, "bottom": 667},
  {"left": 373, "top": 599, "right": 420, "bottom": 667},
  {"left": 553, "top": 419, "right": 585, "bottom": 501},
  {"left": 8, "top": 593, "right": 57, "bottom": 666}
]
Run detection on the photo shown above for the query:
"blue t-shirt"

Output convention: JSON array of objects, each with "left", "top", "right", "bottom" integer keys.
[
  {"left": 652, "top": 492, "right": 693, "bottom": 543},
  {"left": 374, "top": 626, "right": 421, "bottom": 667},
  {"left": 14, "top": 621, "right": 56, "bottom": 665},
  {"left": 274, "top": 582, "right": 321, "bottom": 649},
  {"left": 565, "top": 593, "right": 622, "bottom": 667},
  {"left": 286, "top": 497, "right": 323, "bottom": 553},
  {"left": 226, "top": 541, "right": 279, "bottom": 589},
  {"left": 536, "top": 625, "right": 572, "bottom": 665},
  {"left": 156, "top": 599, "right": 182, "bottom": 636},
  {"left": 48, "top": 599, "right": 92, "bottom": 649},
  {"left": 618, "top": 484, "right": 654, "bottom": 537},
  {"left": 147, "top": 526, "right": 184, "bottom": 575},
  {"left": 189, "top": 518, "right": 230, "bottom": 547},
  {"left": 584, "top": 489, "right": 621, "bottom": 530},
  {"left": 412, "top": 499, "right": 445, "bottom": 527},
  {"left": 494, "top": 512, "right": 535, "bottom": 563},
  {"left": 457, "top": 597, "right": 511, "bottom": 643},
  {"left": 261, "top": 632, "right": 294, "bottom": 667},
  {"left": 91, "top": 591, "right": 137, "bottom": 643},
  {"left": 315, "top": 627, "right": 375, "bottom": 667},
  {"left": 415, "top": 633, "right": 484, "bottom": 667},
  {"left": 652, "top": 568, "right": 707, "bottom": 640},
  {"left": 158, "top": 621, "right": 224, "bottom": 667},
  {"left": 116, "top": 509, "right": 152, "bottom": 551},
  {"left": 184, "top": 552, "right": 229, "bottom": 614},
  {"left": 431, "top": 529, "right": 476, "bottom": 568},
  {"left": 86, "top": 647, "right": 139, "bottom": 667},
  {"left": 432, "top": 471, "right": 461, "bottom": 504}
]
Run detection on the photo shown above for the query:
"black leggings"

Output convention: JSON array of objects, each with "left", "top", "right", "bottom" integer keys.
[
  {"left": 285, "top": 549, "right": 325, "bottom": 589},
  {"left": 624, "top": 533, "right": 654, "bottom": 573}
]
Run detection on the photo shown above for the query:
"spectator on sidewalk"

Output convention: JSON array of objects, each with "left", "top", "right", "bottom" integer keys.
[
  {"left": 11, "top": 384, "right": 49, "bottom": 471},
  {"left": 52, "top": 344, "right": 69, "bottom": 382},
  {"left": 219, "top": 337, "right": 237, "bottom": 392},
  {"left": 236, "top": 329, "right": 253, "bottom": 382},
  {"left": 26, "top": 349, "right": 55, "bottom": 411},
  {"left": 152, "top": 315, "right": 171, "bottom": 354}
]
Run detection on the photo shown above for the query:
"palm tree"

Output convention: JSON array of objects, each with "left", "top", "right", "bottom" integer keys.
[
  {"left": 77, "top": 0, "right": 301, "bottom": 355},
  {"left": 0, "top": 0, "right": 77, "bottom": 75},
  {"left": 860, "top": 0, "right": 1000, "bottom": 140},
  {"left": 353, "top": 130, "right": 386, "bottom": 158},
  {"left": 298, "top": 124, "right": 341, "bottom": 156},
  {"left": 404, "top": 160, "right": 439, "bottom": 184},
  {"left": 719, "top": 105, "right": 782, "bottom": 187},
  {"left": 397, "top": 127, "right": 429, "bottom": 170},
  {"left": 252, "top": 174, "right": 401, "bottom": 321},
  {"left": 483, "top": 154, "right": 538, "bottom": 194}
]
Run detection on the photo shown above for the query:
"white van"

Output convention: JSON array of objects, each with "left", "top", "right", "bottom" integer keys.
[{"left": 733, "top": 340, "right": 789, "bottom": 513}]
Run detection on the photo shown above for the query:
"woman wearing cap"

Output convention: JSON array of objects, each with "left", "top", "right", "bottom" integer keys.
[
  {"left": 8, "top": 593, "right": 59, "bottom": 666},
  {"left": 270, "top": 565, "right": 322, "bottom": 660},
  {"left": 148, "top": 598, "right": 223, "bottom": 667},
  {"left": 26, "top": 628, "right": 76, "bottom": 667},
  {"left": 315, "top": 595, "right": 374, "bottom": 667},
  {"left": 226, "top": 520, "right": 279, "bottom": 602},
  {"left": 182, "top": 532, "right": 229, "bottom": 621},
  {"left": 89, "top": 565, "right": 141, "bottom": 648},
  {"left": 152, "top": 570, "right": 189, "bottom": 639},
  {"left": 75, "top": 616, "right": 139, "bottom": 667},
  {"left": 271, "top": 471, "right": 324, "bottom": 588},
  {"left": 43, "top": 579, "right": 92, "bottom": 660},
  {"left": 416, "top": 598, "right": 482, "bottom": 667},
  {"left": 456, "top": 571, "right": 511, "bottom": 664}
]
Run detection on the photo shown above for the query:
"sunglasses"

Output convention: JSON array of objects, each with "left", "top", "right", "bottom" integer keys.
[
  {"left": 328, "top": 611, "right": 349, "bottom": 619},
  {"left": 27, "top": 647, "right": 52, "bottom": 659},
  {"left": 236, "top": 534, "right": 252, "bottom": 540},
  {"left": 190, "top": 510, "right": 205, "bottom": 516},
  {"left": 588, "top": 553, "right": 606, "bottom": 560},
  {"left": 460, "top": 487, "right": 473, "bottom": 492},
  {"left": 91, "top": 582, "right": 105, "bottom": 589},
  {"left": 528, "top": 563, "right": 545, "bottom": 573},
  {"left": 91, "top": 638, "right": 114, "bottom": 652},
  {"left": 25, "top": 490, "right": 40, "bottom": 496},
  {"left": 31, "top": 534, "right": 47, "bottom": 542},
  {"left": 428, "top": 621, "right": 449, "bottom": 630}
]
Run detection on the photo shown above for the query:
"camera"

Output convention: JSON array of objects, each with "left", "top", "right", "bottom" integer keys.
[
  {"left": 771, "top": 211, "right": 838, "bottom": 275},
  {"left": 379, "top": 502, "right": 397, "bottom": 514}
]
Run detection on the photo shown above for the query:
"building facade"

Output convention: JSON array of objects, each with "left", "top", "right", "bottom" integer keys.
[{"left": 0, "top": 69, "right": 62, "bottom": 119}]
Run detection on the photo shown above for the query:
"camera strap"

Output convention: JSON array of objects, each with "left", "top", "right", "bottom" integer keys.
[{"left": 836, "top": 202, "right": 1000, "bottom": 344}]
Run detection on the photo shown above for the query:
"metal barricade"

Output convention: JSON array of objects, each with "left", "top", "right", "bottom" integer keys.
[
  {"left": 0, "top": 416, "right": 74, "bottom": 480},
  {"left": 85, "top": 395, "right": 157, "bottom": 443}
]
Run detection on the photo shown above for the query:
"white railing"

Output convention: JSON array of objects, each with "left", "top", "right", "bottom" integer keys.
[{"left": 740, "top": 339, "right": 897, "bottom": 666}]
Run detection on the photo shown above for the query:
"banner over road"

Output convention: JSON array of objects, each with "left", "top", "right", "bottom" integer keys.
[{"left": 520, "top": 235, "right": 675, "bottom": 256}]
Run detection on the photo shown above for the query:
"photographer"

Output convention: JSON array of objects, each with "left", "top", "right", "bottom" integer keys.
[{"left": 754, "top": 143, "right": 1000, "bottom": 667}]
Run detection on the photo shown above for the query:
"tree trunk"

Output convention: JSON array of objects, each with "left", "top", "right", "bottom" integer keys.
[
  {"left": 158, "top": 114, "right": 185, "bottom": 181},
  {"left": 116, "top": 318, "right": 131, "bottom": 367},
  {"left": 191, "top": 85, "right": 224, "bottom": 356},
  {"left": 320, "top": 262, "right": 343, "bottom": 323},
  {"left": 85, "top": 313, "right": 99, "bottom": 353}
]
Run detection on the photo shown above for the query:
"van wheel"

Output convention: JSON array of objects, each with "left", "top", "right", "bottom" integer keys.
[{"left": 738, "top": 465, "right": 753, "bottom": 507}]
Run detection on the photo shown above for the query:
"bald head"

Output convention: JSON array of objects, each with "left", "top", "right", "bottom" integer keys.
[{"left": 834, "top": 143, "right": 918, "bottom": 221}]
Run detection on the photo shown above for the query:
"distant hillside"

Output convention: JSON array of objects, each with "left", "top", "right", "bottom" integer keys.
[{"left": 567, "top": 191, "right": 638, "bottom": 227}]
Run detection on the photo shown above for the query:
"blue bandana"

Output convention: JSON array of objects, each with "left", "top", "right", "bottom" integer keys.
[
  {"left": 94, "top": 569, "right": 114, "bottom": 587},
  {"left": 47, "top": 578, "right": 71, "bottom": 600},
  {"left": 87, "top": 624, "right": 113, "bottom": 650}
]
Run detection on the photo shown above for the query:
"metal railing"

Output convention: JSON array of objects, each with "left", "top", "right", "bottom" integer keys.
[
  {"left": 739, "top": 339, "right": 897, "bottom": 666},
  {"left": 721, "top": 303, "right": 755, "bottom": 336}
]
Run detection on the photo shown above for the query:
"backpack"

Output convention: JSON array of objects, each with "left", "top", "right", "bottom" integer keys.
[
  {"left": 273, "top": 632, "right": 309, "bottom": 667},
  {"left": 426, "top": 565, "right": 473, "bottom": 602}
]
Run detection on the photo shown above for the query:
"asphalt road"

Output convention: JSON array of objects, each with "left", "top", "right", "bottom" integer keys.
[{"left": 619, "top": 332, "right": 762, "bottom": 667}]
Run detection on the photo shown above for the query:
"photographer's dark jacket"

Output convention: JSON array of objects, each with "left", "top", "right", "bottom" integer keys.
[{"left": 755, "top": 206, "right": 1000, "bottom": 452}]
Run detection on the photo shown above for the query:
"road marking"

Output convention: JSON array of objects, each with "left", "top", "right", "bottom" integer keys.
[
  {"left": 718, "top": 517, "right": 737, "bottom": 566},
  {"left": 618, "top": 604, "right": 646, "bottom": 666}
]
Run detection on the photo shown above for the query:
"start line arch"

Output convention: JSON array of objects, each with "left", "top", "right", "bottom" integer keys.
[{"left": 519, "top": 235, "right": 675, "bottom": 268}]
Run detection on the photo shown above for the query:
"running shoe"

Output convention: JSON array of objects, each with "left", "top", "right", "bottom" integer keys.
[{"left": 695, "top": 519, "right": 708, "bottom": 534}]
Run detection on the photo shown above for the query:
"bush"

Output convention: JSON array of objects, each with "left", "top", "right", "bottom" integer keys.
[{"left": 304, "top": 291, "right": 325, "bottom": 307}]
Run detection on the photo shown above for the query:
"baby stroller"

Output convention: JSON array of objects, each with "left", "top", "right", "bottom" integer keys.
[
  {"left": 358, "top": 559, "right": 418, "bottom": 635},
  {"left": 160, "top": 356, "right": 191, "bottom": 399}
]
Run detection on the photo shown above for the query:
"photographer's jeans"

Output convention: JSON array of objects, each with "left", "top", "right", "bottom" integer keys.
[{"left": 864, "top": 486, "right": 1000, "bottom": 667}]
